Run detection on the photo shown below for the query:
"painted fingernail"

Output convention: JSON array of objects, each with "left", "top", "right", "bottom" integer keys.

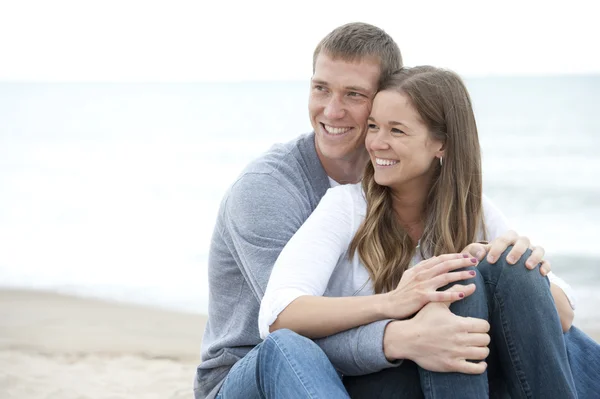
[
  {"left": 463, "top": 253, "right": 470, "bottom": 258},
  {"left": 459, "top": 293, "right": 465, "bottom": 298},
  {"left": 471, "top": 258, "right": 477, "bottom": 263},
  {"left": 469, "top": 271, "right": 476, "bottom": 276}
]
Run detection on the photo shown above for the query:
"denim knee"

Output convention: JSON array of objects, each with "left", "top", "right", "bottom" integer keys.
[
  {"left": 261, "top": 329, "right": 313, "bottom": 357},
  {"left": 479, "top": 245, "right": 550, "bottom": 294}
]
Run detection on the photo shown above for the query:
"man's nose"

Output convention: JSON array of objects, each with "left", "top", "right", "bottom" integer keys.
[{"left": 324, "top": 96, "right": 345, "bottom": 119}]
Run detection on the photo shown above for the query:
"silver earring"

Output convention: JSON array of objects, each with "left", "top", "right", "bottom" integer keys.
[{"left": 439, "top": 157, "right": 443, "bottom": 166}]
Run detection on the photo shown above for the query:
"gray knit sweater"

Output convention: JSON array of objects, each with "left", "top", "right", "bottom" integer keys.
[{"left": 194, "top": 133, "right": 395, "bottom": 399}]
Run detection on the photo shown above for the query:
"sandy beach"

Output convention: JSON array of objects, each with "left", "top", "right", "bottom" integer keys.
[
  {"left": 0, "top": 289, "right": 597, "bottom": 399},
  {"left": 0, "top": 289, "right": 206, "bottom": 399}
]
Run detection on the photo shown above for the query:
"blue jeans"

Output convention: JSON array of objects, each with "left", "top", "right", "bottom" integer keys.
[
  {"left": 564, "top": 326, "right": 600, "bottom": 398},
  {"left": 215, "top": 328, "right": 349, "bottom": 398},
  {"left": 345, "top": 248, "right": 599, "bottom": 398}
]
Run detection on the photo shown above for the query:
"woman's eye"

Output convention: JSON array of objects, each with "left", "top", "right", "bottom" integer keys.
[
  {"left": 368, "top": 124, "right": 378, "bottom": 130},
  {"left": 391, "top": 128, "right": 405, "bottom": 135}
]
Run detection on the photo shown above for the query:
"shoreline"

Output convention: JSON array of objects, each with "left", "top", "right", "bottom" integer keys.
[{"left": 0, "top": 288, "right": 207, "bottom": 361}]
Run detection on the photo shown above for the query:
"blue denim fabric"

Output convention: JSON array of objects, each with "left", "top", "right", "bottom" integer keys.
[
  {"left": 345, "top": 248, "right": 587, "bottom": 399},
  {"left": 564, "top": 326, "right": 600, "bottom": 398},
  {"left": 215, "top": 329, "right": 349, "bottom": 399},
  {"left": 478, "top": 248, "right": 577, "bottom": 398}
]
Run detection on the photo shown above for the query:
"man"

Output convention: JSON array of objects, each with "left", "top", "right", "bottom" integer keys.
[
  {"left": 196, "top": 23, "right": 404, "bottom": 399},
  {"left": 195, "top": 22, "right": 586, "bottom": 399}
]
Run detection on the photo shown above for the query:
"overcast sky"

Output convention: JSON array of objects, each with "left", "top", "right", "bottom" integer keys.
[{"left": 0, "top": 0, "right": 598, "bottom": 81}]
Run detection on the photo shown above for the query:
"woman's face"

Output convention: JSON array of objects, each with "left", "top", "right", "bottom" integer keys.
[{"left": 365, "top": 90, "right": 444, "bottom": 192}]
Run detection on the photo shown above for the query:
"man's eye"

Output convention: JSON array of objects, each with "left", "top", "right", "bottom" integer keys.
[{"left": 348, "top": 92, "right": 362, "bottom": 97}]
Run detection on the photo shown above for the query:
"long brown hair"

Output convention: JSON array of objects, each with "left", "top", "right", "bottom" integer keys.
[{"left": 349, "top": 66, "right": 484, "bottom": 294}]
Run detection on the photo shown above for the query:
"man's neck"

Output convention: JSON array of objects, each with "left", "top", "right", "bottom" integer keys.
[
  {"left": 318, "top": 151, "right": 370, "bottom": 185},
  {"left": 324, "top": 157, "right": 369, "bottom": 184}
]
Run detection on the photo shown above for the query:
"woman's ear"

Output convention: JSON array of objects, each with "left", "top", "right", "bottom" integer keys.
[
  {"left": 435, "top": 145, "right": 445, "bottom": 160},
  {"left": 433, "top": 135, "right": 445, "bottom": 161}
]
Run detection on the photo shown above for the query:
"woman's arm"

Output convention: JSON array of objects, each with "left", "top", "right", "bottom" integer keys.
[
  {"left": 260, "top": 185, "right": 475, "bottom": 339},
  {"left": 272, "top": 253, "right": 477, "bottom": 339},
  {"left": 270, "top": 294, "right": 390, "bottom": 339},
  {"left": 258, "top": 185, "right": 366, "bottom": 338},
  {"left": 260, "top": 185, "right": 393, "bottom": 339}
]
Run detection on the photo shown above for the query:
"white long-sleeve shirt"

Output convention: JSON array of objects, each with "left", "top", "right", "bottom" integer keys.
[{"left": 258, "top": 183, "right": 576, "bottom": 339}]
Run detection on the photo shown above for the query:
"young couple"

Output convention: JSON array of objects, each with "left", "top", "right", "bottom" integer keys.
[{"left": 195, "top": 22, "right": 599, "bottom": 399}]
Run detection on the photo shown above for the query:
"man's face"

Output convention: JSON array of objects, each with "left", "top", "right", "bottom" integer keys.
[{"left": 309, "top": 53, "right": 381, "bottom": 164}]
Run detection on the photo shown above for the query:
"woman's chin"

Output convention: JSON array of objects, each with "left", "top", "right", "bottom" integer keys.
[{"left": 373, "top": 176, "right": 393, "bottom": 188}]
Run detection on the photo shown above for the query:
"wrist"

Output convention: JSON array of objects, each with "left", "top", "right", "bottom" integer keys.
[
  {"left": 378, "top": 292, "right": 394, "bottom": 319},
  {"left": 379, "top": 291, "right": 413, "bottom": 320},
  {"left": 383, "top": 319, "right": 416, "bottom": 362}
]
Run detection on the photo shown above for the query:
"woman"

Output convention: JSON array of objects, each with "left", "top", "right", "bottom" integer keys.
[{"left": 258, "top": 67, "right": 593, "bottom": 398}]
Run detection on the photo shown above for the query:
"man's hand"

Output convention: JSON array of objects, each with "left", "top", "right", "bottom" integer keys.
[
  {"left": 383, "top": 302, "right": 490, "bottom": 374},
  {"left": 462, "top": 230, "right": 550, "bottom": 276}
]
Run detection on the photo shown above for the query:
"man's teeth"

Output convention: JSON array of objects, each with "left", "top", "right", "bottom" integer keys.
[
  {"left": 375, "top": 158, "right": 398, "bottom": 166},
  {"left": 324, "top": 125, "right": 351, "bottom": 135}
]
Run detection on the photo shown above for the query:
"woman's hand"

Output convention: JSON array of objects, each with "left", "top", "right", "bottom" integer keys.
[{"left": 384, "top": 253, "right": 478, "bottom": 320}]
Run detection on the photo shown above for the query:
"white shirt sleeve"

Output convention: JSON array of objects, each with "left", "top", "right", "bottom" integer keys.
[
  {"left": 482, "top": 195, "right": 576, "bottom": 309},
  {"left": 258, "top": 185, "right": 356, "bottom": 339}
]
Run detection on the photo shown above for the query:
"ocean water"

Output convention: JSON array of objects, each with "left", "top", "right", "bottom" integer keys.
[{"left": 1, "top": 77, "right": 599, "bottom": 330}]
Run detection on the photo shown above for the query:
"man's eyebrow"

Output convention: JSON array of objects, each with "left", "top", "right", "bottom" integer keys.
[
  {"left": 346, "top": 85, "right": 371, "bottom": 93},
  {"left": 311, "top": 79, "right": 371, "bottom": 93}
]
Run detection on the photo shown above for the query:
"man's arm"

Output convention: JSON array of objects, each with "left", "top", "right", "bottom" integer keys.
[{"left": 224, "top": 174, "right": 396, "bottom": 375}]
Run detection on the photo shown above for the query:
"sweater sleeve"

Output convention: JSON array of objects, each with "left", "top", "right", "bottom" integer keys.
[
  {"left": 482, "top": 195, "right": 577, "bottom": 309},
  {"left": 225, "top": 175, "right": 395, "bottom": 375}
]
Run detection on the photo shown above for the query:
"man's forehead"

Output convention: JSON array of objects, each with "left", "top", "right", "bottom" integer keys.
[
  {"left": 314, "top": 52, "right": 381, "bottom": 71},
  {"left": 312, "top": 54, "right": 380, "bottom": 91}
]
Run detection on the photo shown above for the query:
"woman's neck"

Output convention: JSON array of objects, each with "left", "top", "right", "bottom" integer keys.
[{"left": 390, "top": 184, "right": 429, "bottom": 244}]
